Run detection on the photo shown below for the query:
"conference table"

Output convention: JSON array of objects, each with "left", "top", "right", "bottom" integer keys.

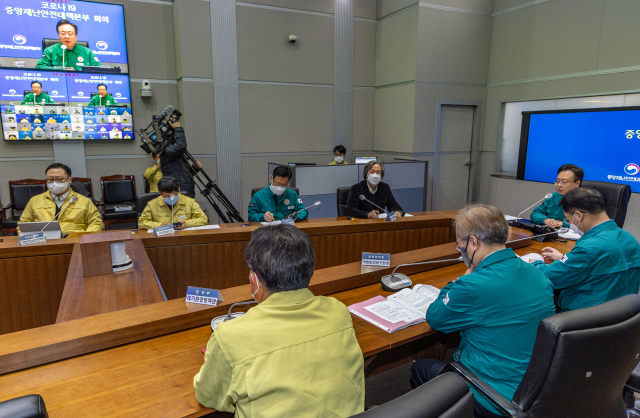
[{"left": 0, "top": 212, "right": 575, "bottom": 417}]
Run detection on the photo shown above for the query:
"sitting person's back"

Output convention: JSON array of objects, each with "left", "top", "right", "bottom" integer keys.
[{"left": 194, "top": 225, "right": 364, "bottom": 418}]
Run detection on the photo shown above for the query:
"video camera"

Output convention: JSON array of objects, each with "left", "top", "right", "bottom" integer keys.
[{"left": 137, "top": 105, "right": 182, "bottom": 155}]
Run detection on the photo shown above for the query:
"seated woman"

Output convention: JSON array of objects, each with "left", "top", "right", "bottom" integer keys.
[{"left": 346, "top": 160, "right": 403, "bottom": 219}]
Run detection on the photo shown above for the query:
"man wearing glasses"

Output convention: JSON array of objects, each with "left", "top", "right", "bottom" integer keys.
[
  {"left": 19, "top": 163, "right": 103, "bottom": 234},
  {"left": 530, "top": 164, "right": 583, "bottom": 228}
]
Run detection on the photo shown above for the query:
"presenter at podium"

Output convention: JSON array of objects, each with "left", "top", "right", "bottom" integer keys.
[
  {"left": 35, "top": 20, "right": 101, "bottom": 71},
  {"left": 346, "top": 160, "right": 403, "bottom": 219},
  {"left": 88, "top": 84, "right": 118, "bottom": 107},
  {"left": 530, "top": 164, "right": 583, "bottom": 228},
  {"left": 19, "top": 163, "right": 103, "bottom": 234},
  {"left": 21, "top": 81, "right": 55, "bottom": 105}
]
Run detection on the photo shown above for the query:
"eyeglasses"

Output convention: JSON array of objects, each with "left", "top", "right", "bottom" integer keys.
[
  {"left": 46, "top": 178, "right": 68, "bottom": 183},
  {"left": 554, "top": 180, "right": 576, "bottom": 186}
]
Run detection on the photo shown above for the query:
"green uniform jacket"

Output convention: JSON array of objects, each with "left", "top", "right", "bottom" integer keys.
[
  {"left": 533, "top": 219, "right": 640, "bottom": 312},
  {"left": 426, "top": 249, "right": 555, "bottom": 416},
  {"left": 248, "top": 186, "right": 308, "bottom": 222},
  {"left": 88, "top": 94, "right": 118, "bottom": 107},
  {"left": 35, "top": 43, "right": 100, "bottom": 71},
  {"left": 530, "top": 191, "right": 569, "bottom": 228},
  {"left": 21, "top": 92, "right": 55, "bottom": 105},
  {"left": 193, "top": 288, "right": 365, "bottom": 417}
]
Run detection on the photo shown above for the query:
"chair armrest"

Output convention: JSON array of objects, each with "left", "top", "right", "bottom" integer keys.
[
  {"left": 1, "top": 202, "right": 13, "bottom": 221},
  {"left": 445, "top": 362, "right": 519, "bottom": 417}
]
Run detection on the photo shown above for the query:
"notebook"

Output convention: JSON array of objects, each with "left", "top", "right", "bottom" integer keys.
[{"left": 348, "top": 284, "right": 441, "bottom": 333}]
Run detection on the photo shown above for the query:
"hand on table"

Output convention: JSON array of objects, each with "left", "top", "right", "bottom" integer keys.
[
  {"left": 367, "top": 210, "right": 379, "bottom": 219},
  {"left": 175, "top": 221, "right": 187, "bottom": 230},
  {"left": 393, "top": 211, "right": 402, "bottom": 218},
  {"left": 541, "top": 247, "right": 563, "bottom": 262},
  {"left": 544, "top": 219, "right": 563, "bottom": 228}
]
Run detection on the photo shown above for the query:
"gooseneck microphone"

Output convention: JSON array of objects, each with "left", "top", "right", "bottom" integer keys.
[
  {"left": 514, "top": 193, "right": 553, "bottom": 223},
  {"left": 41, "top": 195, "right": 78, "bottom": 232},
  {"left": 359, "top": 194, "right": 389, "bottom": 216},
  {"left": 285, "top": 201, "right": 321, "bottom": 219},
  {"left": 61, "top": 44, "right": 67, "bottom": 68},
  {"left": 380, "top": 257, "right": 464, "bottom": 292}
]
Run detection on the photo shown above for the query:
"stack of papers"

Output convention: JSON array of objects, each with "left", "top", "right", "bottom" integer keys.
[
  {"left": 260, "top": 220, "right": 282, "bottom": 226},
  {"left": 182, "top": 225, "right": 220, "bottom": 231}
]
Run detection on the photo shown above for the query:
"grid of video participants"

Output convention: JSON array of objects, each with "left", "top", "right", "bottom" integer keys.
[{"left": 2, "top": 104, "right": 133, "bottom": 140}]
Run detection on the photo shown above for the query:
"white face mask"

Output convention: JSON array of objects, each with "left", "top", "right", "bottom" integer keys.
[
  {"left": 271, "top": 184, "right": 286, "bottom": 196},
  {"left": 570, "top": 213, "right": 584, "bottom": 237},
  {"left": 47, "top": 180, "right": 69, "bottom": 195},
  {"left": 334, "top": 156, "right": 344, "bottom": 163},
  {"left": 367, "top": 174, "right": 381, "bottom": 185}
]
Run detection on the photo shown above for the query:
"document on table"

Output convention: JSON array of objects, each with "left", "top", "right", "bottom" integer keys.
[
  {"left": 364, "top": 300, "right": 423, "bottom": 324},
  {"left": 260, "top": 220, "right": 282, "bottom": 226},
  {"left": 183, "top": 225, "right": 220, "bottom": 231},
  {"left": 504, "top": 215, "right": 519, "bottom": 221},
  {"left": 387, "top": 286, "right": 439, "bottom": 316}
]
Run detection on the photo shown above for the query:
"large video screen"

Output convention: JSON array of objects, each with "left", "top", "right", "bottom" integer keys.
[
  {"left": 0, "top": 0, "right": 127, "bottom": 71},
  {"left": 517, "top": 106, "right": 640, "bottom": 193},
  {"left": 1, "top": 67, "right": 132, "bottom": 140}
]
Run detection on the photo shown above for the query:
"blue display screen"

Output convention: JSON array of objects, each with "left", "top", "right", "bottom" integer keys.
[
  {"left": 0, "top": 0, "right": 127, "bottom": 65},
  {"left": 521, "top": 108, "right": 640, "bottom": 193}
]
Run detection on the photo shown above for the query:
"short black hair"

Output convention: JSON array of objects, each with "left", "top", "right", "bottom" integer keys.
[
  {"left": 557, "top": 164, "right": 584, "bottom": 185},
  {"left": 561, "top": 187, "right": 606, "bottom": 215},
  {"left": 56, "top": 19, "right": 78, "bottom": 35},
  {"left": 158, "top": 177, "right": 180, "bottom": 193},
  {"left": 46, "top": 163, "right": 71, "bottom": 177},
  {"left": 97, "top": 83, "right": 107, "bottom": 91},
  {"left": 272, "top": 165, "right": 292, "bottom": 181},
  {"left": 244, "top": 224, "right": 316, "bottom": 292},
  {"left": 334, "top": 145, "right": 347, "bottom": 155},
  {"left": 31, "top": 81, "right": 42, "bottom": 88}
]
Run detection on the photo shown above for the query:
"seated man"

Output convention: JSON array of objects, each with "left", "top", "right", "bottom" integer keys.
[
  {"left": 530, "top": 164, "right": 583, "bottom": 228},
  {"left": 346, "top": 160, "right": 403, "bottom": 219},
  {"left": 21, "top": 81, "right": 55, "bottom": 105},
  {"left": 144, "top": 154, "right": 163, "bottom": 193},
  {"left": 88, "top": 84, "right": 118, "bottom": 107},
  {"left": 193, "top": 224, "right": 365, "bottom": 416},
  {"left": 138, "top": 177, "right": 208, "bottom": 230},
  {"left": 411, "top": 203, "right": 555, "bottom": 418},
  {"left": 36, "top": 19, "right": 101, "bottom": 70},
  {"left": 19, "top": 163, "right": 103, "bottom": 234},
  {"left": 248, "top": 165, "right": 308, "bottom": 222},
  {"left": 329, "top": 144, "right": 348, "bottom": 165},
  {"left": 532, "top": 187, "right": 640, "bottom": 312}
]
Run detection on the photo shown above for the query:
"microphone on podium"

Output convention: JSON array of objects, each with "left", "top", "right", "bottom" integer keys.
[
  {"left": 380, "top": 257, "right": 463, "bottom": 292},
  {"left": 285, "top": 201, "right": 321, "bottom": 220},
  {"left": 510, "top": 193, "right": 553, "bottom": 228}
]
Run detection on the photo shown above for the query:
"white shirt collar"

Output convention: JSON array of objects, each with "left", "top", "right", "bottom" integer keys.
[
  {"left": 367, "top": 182, "right": 377, "bottom": 195},
  {"left": 51, "top": 190, "right": 71, "bottom": 207}
]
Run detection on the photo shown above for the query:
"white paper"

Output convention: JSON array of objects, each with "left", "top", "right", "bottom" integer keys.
[
  {"left": 147, "top": 229, "right": 154, "bottom": 233},
  {"left": 388, "top": 287, "right": 438, "bottom": 316},
  {"left": 403, "top": 213, "right": 414, "bottom": 217},
  {"left": 412, "top": 284, "right": 441, "bottom": 300},
  {"left": 378, "top": 213, "right": 387, "bottom": 219},
  {"left": 182, "top": 225, "right": 221, "bottom": 231},
  {"left": 504, "top": 215, "right": 519, "bottom": 221},
  {"left": 364, "top": 300, "right": 423, "bottom": 324},
  {"left": 260, "top": 220, "right": 282, "bottom": 226},
  {"left": 520, "top": 252, "right": 544, "bottom": 263}
]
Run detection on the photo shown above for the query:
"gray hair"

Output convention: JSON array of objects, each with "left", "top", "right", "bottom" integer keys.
[
  {"left": 363, "top": 160, "right": 385, "bottom": 180},
  {"left": 455, "top": 203, "right": 508, "bottom": 245}
]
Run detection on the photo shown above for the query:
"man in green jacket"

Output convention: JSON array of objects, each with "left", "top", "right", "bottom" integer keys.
[
  {"left": 194, "top": 225, "right": 365, "bottom": 417},
  {"left": 87, "top": 84, "right": 118, "bottom": 107},
  {"left": 248, "top": 165, "right": 307, "bottom": 222},
  {"left": 21, "top": 81, "right": 55, "bottom": 105},
  {"left": 36, "top": 19, "right": 101, "bottom": 70},
  {"left": 530, "top": 164, "right": 583, "bottom": 228},
  {"left": 411, "top": 203, "right": 555, "bottom": 418},
  {"left": 532, "top": 187, "right": 640, "bottom": 312}
]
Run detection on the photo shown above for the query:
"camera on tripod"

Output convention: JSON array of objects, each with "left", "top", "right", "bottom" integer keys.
[{"left": 138, "top": 105, "right": 182, "bottom": 155}]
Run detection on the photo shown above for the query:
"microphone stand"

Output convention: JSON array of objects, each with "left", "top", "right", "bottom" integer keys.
[{"left": 40, "top": 195, "right": 77, "bottom": 232}]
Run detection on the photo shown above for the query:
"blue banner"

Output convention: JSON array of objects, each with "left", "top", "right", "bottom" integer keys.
[
  {"left": 0, "top": 68, "right": 68, "bottom": 101},
  {"left": 66, "top": 72, "right": 130, "bottom": 103}
]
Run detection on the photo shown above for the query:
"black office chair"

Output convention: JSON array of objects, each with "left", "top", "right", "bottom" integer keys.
[
  {"left": 99, "top": 175, "right": 137, "bottom": 230},
  {"left": 0, "top": 394, "right": 49, "bottom": 418},
  {"left": 2, "top": 180, "right": 47, "bottom": 235},
  {"left": 143, "top": 177, "right": 150, "bottom": 194},
  {"left": 350, "top": 373, "right": 473, "bottom": 418},
  {"left": 625, "top": 362, "right": 640, "bottom": 416},
  {"left": 136, "top": 192, "right": 160, "bottom": 225},
  {"left": 447, "top": 294, "right": 640, "bottom": 418},
  {"left": 251, "top": 187, "right": 300, "bottom": 197},
  {"left": 580, "top": 181, "right": 631, "bottom": 228},
  {"left": 42, "top": 38, "right": 89, "bottom": 51},
  {"left": 337, "top": 186, "right": 351, "bottom": 217}
]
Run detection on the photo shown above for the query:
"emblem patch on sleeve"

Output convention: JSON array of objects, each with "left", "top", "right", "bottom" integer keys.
[
  {"left": 443, "top": 293, "right": 450, "bottom": 305},
  {"left": 297, "top": 198, "right": 303, "bottom": 203},
  {"left": 560, "top": 255, "right": 568, "bottom": 263}
]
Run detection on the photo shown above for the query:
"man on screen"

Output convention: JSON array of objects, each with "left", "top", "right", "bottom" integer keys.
[
  {"left": 88, "top": 84, "right": 118, "bottom": 107},
  {"left": 530, "top": 164, "right": 583, "bottom": 228},
  {"left": 36, "top": 20, "right": 101, "bottom": 71},
  {"left": 21, "top": 81, "right": 55, "bottom": 105}
]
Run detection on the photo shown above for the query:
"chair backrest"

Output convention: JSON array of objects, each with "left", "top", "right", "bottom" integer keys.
[
  {"left": 9, "top": 180, "right": 47, "bottom": 212},
  {"left": 580, "top": 181, "right": 631, "bottom": 228},
  {"left": 42, "top": 38, "right": 89, "bottom": 50},
  {"left": 71, "top": 177, "right": 93, "bottom": 198},
  {"left": 136, "top": 193, "right": 160, "bottom": 221},
  {"left": 100, "top": 175, "right": 136, "bottom": 205},
  {"left": 337, "top": 186, "right": 351, "bottom": 217},
  {"left": 143, "top": 177, "right": 150, "bottom": 194},
  {"left": 251, "top": 187, "right": 300, "bottom": 197},
  {"left": 350, "top": 373, "right": 473, "bottom": 418},
  {"left": 512, "top": 294, "right": 640, "bottom": 418},
  {"left": 0, "top": 394, "right": 48, "bottom": 418}
]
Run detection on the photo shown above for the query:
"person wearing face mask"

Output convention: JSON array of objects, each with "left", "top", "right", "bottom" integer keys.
[
  {"left": 410, "top": 204, "right": 554, "bottom": 418},
  {"left": 138, "top": 177, "right": 207, "bottom": 230},
  {"left": 328, "top": 145, "right": 348, "bottom": 165},
  {"left": 144, "top": 153, "right": 163, "bottom": 193},
  {"left": 248, "top": 165, "right": 308, "bottom": 222},
  {"left": 530, "top": 164, "right": 583, "bottom": 229},
  {"left": 531, "top": 187, "right": 640, "bottom": 312},
  {"left": 19, "top": 163, "right": 103, "bottom": 234},
  {"left": 194, "top": 225, "right": 365, "bottom": 416},
  {"left": 345, "top": 160, "right": 403, "bottom": 219}
]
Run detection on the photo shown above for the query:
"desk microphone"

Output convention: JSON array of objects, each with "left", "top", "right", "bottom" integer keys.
[
  {"left": 359, "top": 195, "right": 389, "bottom": 217},
  {"left": 41, "top": 195, "right": 77, "bottom": 232},
  {"left": 210, "top": 301, "right": 258, "bottom": 332},
  {"left": 285, "top": 201, "right": 321, "bottom": 219},
  {"left": 380, "top": 257, "right": 463, "bottom": 292},
  {"left": 506, "top": 227, "right": 569, "bottom": 245},
  {"left": 512, "top": 193, "right": 552, "bottom": 226},
  {"left": 61, "top": 44, "right": 67, "bottom": 68}
]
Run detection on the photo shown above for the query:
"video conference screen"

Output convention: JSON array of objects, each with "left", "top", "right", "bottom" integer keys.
[
  {"left": 0, "top": 0, "right": 128, "bottom": 71},
  {"left": 1, "top": 67, "right": 132, "bottom": 140},
  {"left": 517, "top": 107, "right": 640, "bottom": 193}
]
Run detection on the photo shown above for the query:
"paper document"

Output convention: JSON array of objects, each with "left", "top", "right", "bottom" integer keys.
[
  {"left": 378, "top": 213, "right": 387, "bottom": 219},
  {"left": 183, "top": 225, "right": 221, "bottom": 231},
  {"left": 260, "top": 220, "right": 282, "bottom": 226},
  {"left": 519, "top": 253, "right": 544, "bottom": 263},
  {"left": 388, "top": 287, "right": 439, "bottom": 316},
  {"left": 365, "top": 300, "right": 423, "bottom": 324},
  {"left": 412, "top": 284, "right": 441, "bottom": 300},
  {"left": 403, "top": 213, "right": 414, "bottom": 217},
  {"left": 504, "top": 215, "right": 519, "bottom": 221}
]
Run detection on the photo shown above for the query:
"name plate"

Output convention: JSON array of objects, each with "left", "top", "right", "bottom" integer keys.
[
  {"left": 362, "top": 252, "right": 391, "bottom": 267},
  {"left": 282, "top": 217, "right": 295, "bottom": 225},
  {"left": 186, "top": 286, "right": 221, "bottom": 306},
  {"left": 153, "top": 224, "right": 175, "bottom": 236},
  {"left": 19, "top": 232, "right": 46, "bottom": 246},
  {"left": 385, "top": 213, "right": 397, "bottom": 222}
]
